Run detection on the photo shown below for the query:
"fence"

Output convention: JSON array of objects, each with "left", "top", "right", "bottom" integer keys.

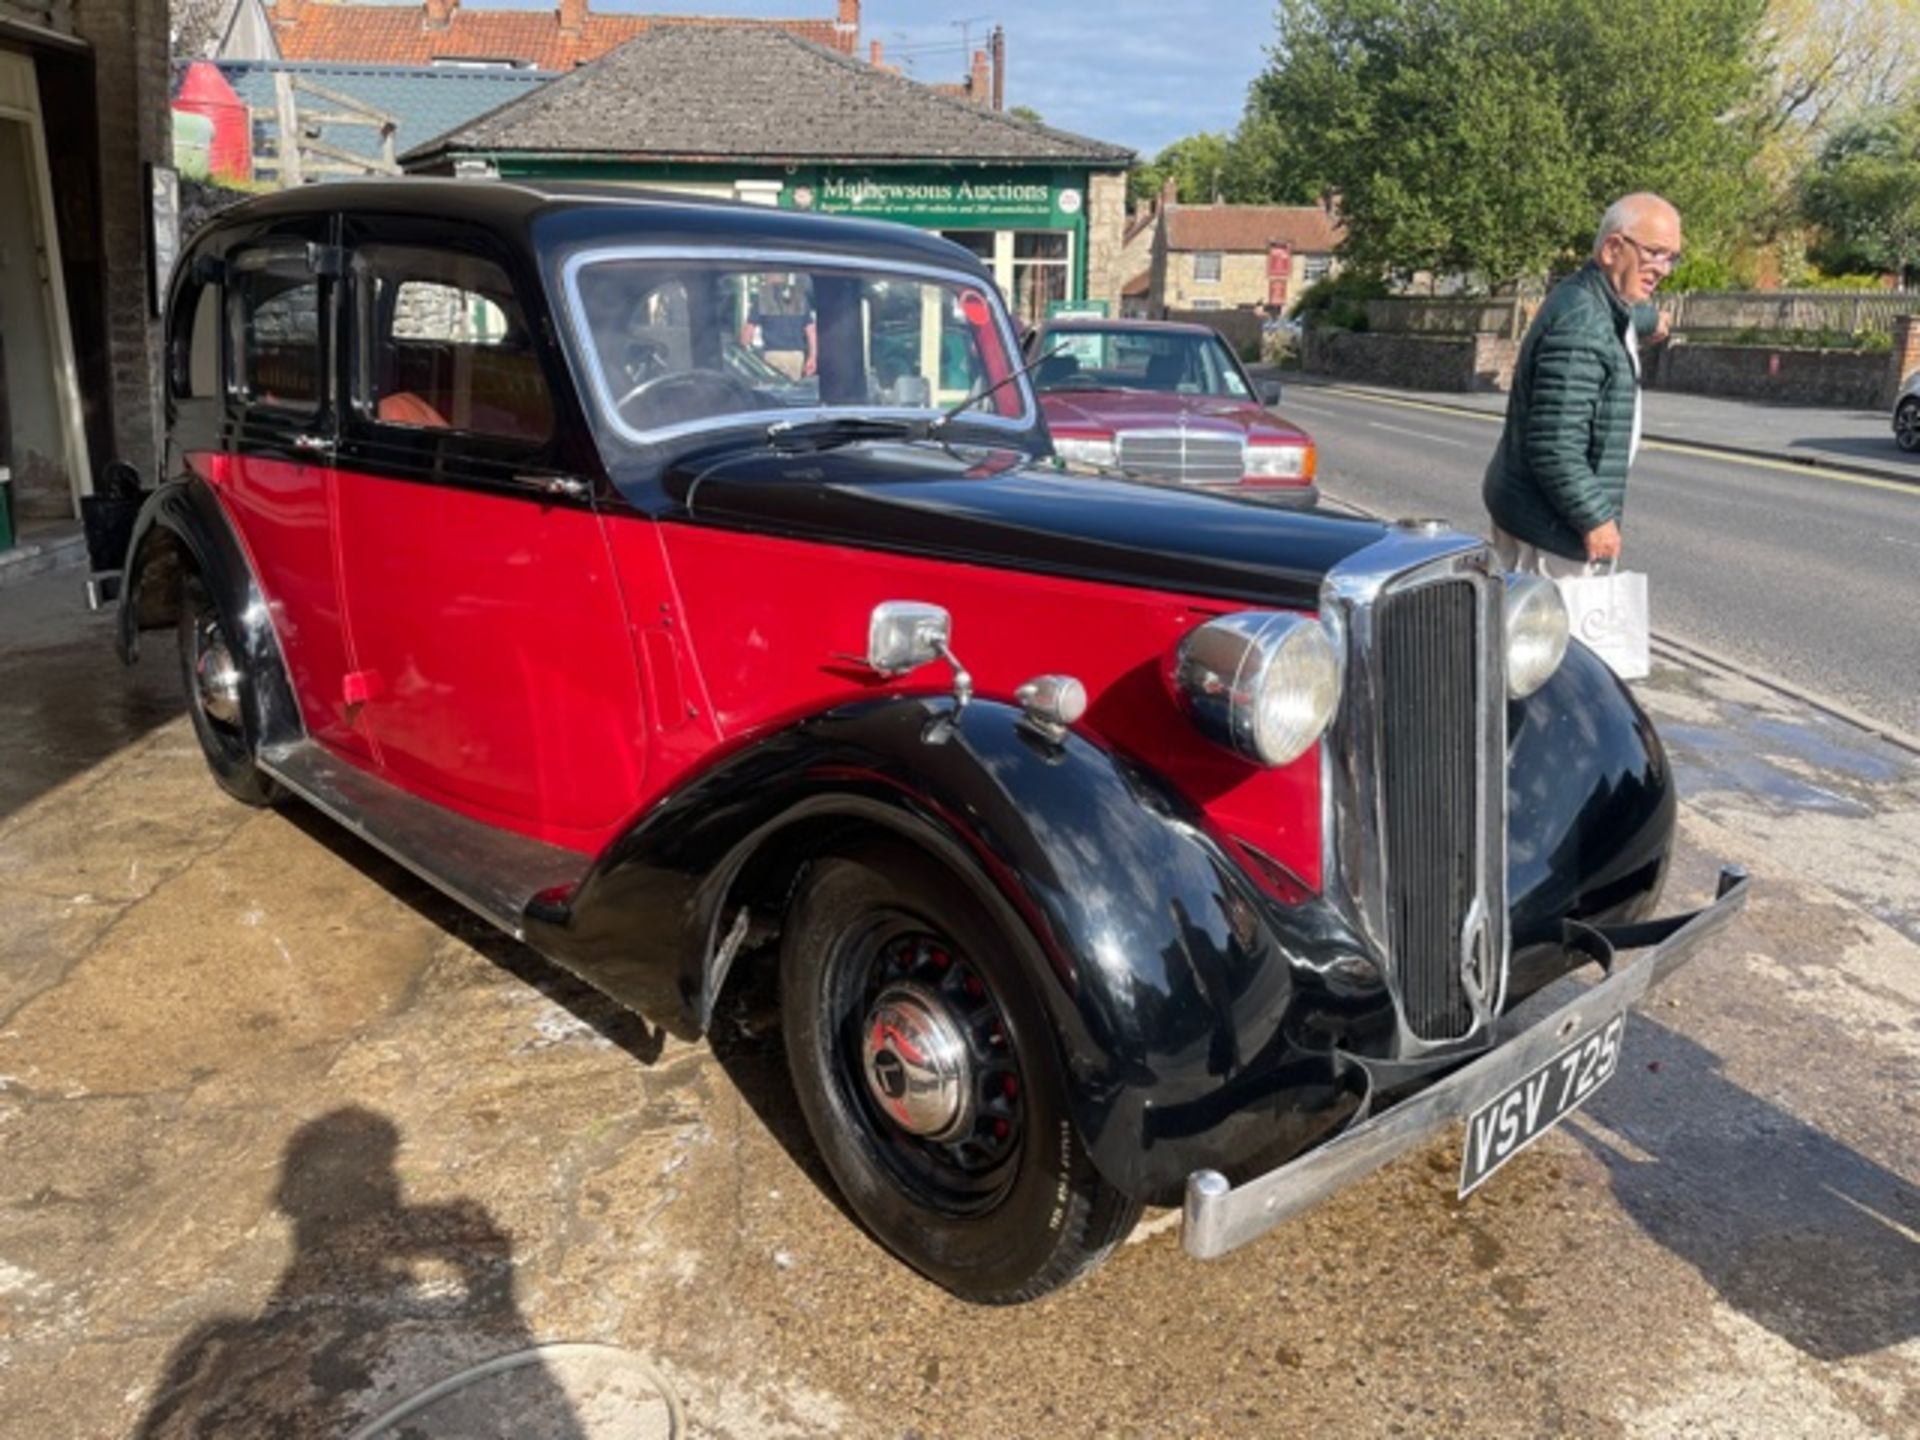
[
  {"left": 1364, "top": 297, "right": 1533, "bottom": 338},
  {"left": 1661, "top": 290, "right": 1920, "bottom": 337}
]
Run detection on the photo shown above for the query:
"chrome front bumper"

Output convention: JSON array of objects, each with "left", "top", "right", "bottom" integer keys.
[{"left": 1182, "top": 866, "right": 1751, "bottom": 1260}]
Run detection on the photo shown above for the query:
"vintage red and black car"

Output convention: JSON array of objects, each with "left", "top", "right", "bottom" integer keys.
[
  {"left": 115, "top": 180, "right": 1746, "bottom": 1304},
  {"left": 1027, "top": 317, "right": 1317, "bottom": 505}
]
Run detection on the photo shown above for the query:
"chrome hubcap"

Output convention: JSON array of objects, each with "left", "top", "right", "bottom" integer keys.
[
  {"left": 193, "top": 618, "right": 243, "bottom": 727},
  {"left": 860, "top": 982, "right": 974, "bottom": 1141}
]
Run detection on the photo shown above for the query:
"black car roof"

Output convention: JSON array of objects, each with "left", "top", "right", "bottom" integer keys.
[{"left": 195, "top": 177, "right": 991, "bottom": 278}]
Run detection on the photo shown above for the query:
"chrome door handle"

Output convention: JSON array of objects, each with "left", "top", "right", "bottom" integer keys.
[
  {"left": 291, "top": 434, "right": 330, "bottom": 452},
  {"left": 524, "top": 474, "right": 591, "bottom": 502}
]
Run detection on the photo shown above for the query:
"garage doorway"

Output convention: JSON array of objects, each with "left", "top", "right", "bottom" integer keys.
[{"left": 0, "top": 52, "right": 91, "bottom": 523}]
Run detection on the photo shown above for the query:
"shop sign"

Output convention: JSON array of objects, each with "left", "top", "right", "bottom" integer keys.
[{"left": 791, "top": 170, "right": 1067, "bottom": 225}]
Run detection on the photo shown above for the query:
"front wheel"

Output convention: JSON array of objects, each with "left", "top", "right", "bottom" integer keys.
[
  {"left": 176, "top": 573, "right": 284, "bottom": 807},
  {"left": 1896, "top": 397, "right": 1920, "bottom": 453},
  {"left": 780, "top": 843, "right": 1141, "bottom": 1304}
]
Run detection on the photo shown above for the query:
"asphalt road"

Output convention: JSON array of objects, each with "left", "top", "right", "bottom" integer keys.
[{"left": 1280, "top": 386, "right": 1920, "bottom": 739}]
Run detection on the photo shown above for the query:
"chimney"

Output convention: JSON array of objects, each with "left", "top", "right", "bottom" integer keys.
[
  {"left": 869, "top": 38, "right": 882, "bottom": 65},
  {"left": 990, "top": 25, "right": 1005, "bottom": 111},
  {"left": 969, "top": 48, "right": 989, "bottom": 105},
  {"left": 423, "top": 0, "right": 455, "bottom": 30},
  {"left": 1161, "top": 176, "right": 1178, "bottom": 210},
  {"left": 836, "top": 0, "right": 859, "bottom": 37},
  {"left": 558, "top": 0, "right": 585, "bottom": 37}
]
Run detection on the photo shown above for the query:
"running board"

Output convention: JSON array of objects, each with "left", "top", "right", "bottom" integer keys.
[{"left": 258, "top": 741, "right": 589, "bottom": 941}]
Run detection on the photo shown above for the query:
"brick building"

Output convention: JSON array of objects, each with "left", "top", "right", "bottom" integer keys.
[
  {"left": 0, "top": 0, "right": 170, "bottom": 544},
  {"left": 1138, "top": 185, "right": 1345, "bottom": 319}
]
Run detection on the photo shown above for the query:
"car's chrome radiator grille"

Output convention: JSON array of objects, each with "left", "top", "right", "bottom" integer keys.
[
  {"left": 1377, "top": 577, "right": 1480, "bottom": 1040},
  {"left": 1116, "top": 431, "right": 1245, "bottom": 485}
]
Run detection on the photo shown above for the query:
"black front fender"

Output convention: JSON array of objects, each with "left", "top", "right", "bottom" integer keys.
[
  {"left": 116, "top": 477, "right": 304, "bottom": 751},
  {"left": 529, "top": 696, "right": 1378, "bottom": 1204}
]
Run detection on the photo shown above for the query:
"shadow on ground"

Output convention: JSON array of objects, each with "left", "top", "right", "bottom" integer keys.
[
  {"left": 132, "top": 1107, "right": 588, "bottom": 1438},
  {"left": 1578, "top": 1011, "right": 1919, "bottom": 1362}
]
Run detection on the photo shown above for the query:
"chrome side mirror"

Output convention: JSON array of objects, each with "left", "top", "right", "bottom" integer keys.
[
  {"left": 868, "top": 601, "right": 973, "bottom": 718},
  {"left": 867, "top": 601, "right": 953, "bottom": 676}
]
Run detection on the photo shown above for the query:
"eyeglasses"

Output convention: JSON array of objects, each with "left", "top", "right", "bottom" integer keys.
[{"left": 1617, "top": 234, "right": 1682, "bottom": 271}]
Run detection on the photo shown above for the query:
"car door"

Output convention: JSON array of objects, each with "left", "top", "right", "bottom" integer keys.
[
  {"left": 330, "top": 219, "right": 648, "bottom": 848},
  {"left": 219, "top": 221, "right": 370, "bottom": 760}
]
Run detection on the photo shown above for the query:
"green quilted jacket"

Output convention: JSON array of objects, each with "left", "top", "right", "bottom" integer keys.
[{"left": 1482, "top": 262, "right": 1641, "bottom": 560}]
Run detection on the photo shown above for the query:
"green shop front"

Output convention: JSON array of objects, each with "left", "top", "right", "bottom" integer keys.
[
  {"left": 468, "top": 159, "right": 1096, "bottom": 327},
  {"left": 403, "top": 27, "right": 1133, "bottom": 328}
]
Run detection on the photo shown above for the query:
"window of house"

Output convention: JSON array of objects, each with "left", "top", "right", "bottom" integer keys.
[
  {"left": 230, "top": 249, "right": 324, "bottom": 412},
  {"left": 353, "top": 245, "right": 552, "bottom": 444},
  {"left": 1190, "top": 299, "right": 1223, "bottom": 311},
  {"left": 1193, "top": 251, "right": 1223, "bottom": 283}
]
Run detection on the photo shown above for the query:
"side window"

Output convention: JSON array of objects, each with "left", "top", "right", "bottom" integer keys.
[
  {"left": 229, "top": 249, "right": 324, "bottom": 412},
  {"left": 169, "top": 279, "right": 221, "bottom": 399},
  {"left": 354, "top": 245, "right": 552, "bottom": 444}
]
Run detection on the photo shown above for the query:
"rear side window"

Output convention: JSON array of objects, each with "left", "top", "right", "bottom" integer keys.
[
  {"left": 353, "top": 245, "right": 552, "bottom": 445},
  {"left": 229, "top": 248, "right": 325, "bottom": 412},
  {"left": 169, "top": 279, "right": 221, "bottom": 399}
]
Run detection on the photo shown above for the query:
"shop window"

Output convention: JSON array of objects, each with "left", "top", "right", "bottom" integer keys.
[
  {"left": 1194, "top": 251, "right": 1223, "bottom": 283},
  {"left": 230, "top": 250, "right": 323, "bottom": 412},
  {"left": 354, "top": 245, "right": 552, "bottom": 443},
  {"left": 1011, "top": 231, "right": 1070, "bottom": 329}
]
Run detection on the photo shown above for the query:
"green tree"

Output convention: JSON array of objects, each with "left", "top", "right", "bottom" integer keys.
[
  {"left": 1248, "top": 0, "right": 1768, "bottom": 287},
  {"left": 1128, "top": 124, "right": 1320, "bottom": 206},
  {"left": 1800, "top": 108, "right": 1920, "bottom": 281}
]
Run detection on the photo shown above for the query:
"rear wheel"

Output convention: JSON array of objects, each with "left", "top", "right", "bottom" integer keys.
[
  {"left": 177, "top": 573, "right": 284, "bottom": 807},
  {"left": 1897, "top": 397, "right": 1920, "bottom": 453},
  {"left": 780, "top": 843, "right": 1141, "bottom": 1303}
]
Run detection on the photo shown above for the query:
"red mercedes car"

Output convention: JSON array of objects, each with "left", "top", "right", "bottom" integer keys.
[
  {"left": 1029, "top": 318, "right": 1317, "bottom": 505},
  {"left": 114, "top": 180, "right": 1744, "bottom": 1305}
]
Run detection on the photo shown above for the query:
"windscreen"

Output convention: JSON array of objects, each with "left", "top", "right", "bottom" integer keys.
[
  {"left": 567, "top": 256, "right": 1024, "bottom": 438},
  {"left": 1035, "top": 328, "right": 1253, "bottom": 399}
]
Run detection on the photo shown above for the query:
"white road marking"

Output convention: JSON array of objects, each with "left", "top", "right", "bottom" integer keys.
[{"left": 1366, "top": 420, "right": 1470, "bottom": 448}]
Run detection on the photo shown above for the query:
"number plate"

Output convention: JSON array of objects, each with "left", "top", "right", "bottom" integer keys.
[{"left": 1459, "top": 1012, "right": 1626, "bottom": 1198}]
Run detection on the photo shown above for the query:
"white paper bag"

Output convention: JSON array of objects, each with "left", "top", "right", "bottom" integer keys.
[{"left": 1555, "top": 564, "right": 1650, "bottom": 681}]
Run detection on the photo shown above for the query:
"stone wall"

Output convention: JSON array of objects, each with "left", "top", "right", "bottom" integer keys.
[
  {"left": 1643, "top": 342, "right": 1896, "bottom": 410},
  {"left": 1165, "top": 306, "right": 1264, "bottom": 360},
  {"left": 1083, "top": 170, "right": 1128, "bottom": 313},
  {"left": 1302, "top": 328, "right": 1518, "bottom": 392}
]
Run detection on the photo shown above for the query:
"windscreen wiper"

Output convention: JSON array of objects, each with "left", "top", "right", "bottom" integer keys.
[
  {"left": 765, "top": 415, "right": 931, "bottom": 453},
  {"left": 926, "top": 343, "right": 1067, "bottom": 437}
]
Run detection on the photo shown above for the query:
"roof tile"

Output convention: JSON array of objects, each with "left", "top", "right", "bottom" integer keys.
[{"left": 1166, "top": 204, "right": 1344, "bottom": 254}]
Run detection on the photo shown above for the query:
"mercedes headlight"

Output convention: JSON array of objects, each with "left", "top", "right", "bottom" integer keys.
[
  {"left": 1053, "top": 434, "right": 1116, "bottom": 467},
  {"left": 1503, "top": 574, "right": 1570, "bottom": 698},
  {"left": 1172, "top": 611, "right": 1342, "bottom": 767},
  {"left": 1245, "top": 443, "right": 1312, "bottom": 479}
]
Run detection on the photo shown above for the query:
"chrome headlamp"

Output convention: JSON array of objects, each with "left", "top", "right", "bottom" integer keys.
[
  {"left": 1172, "top": 611, "right": 1342, "bottom": 767},
  {"left": 1502, "top": 574, "right": 1570, "bottom": 698}
]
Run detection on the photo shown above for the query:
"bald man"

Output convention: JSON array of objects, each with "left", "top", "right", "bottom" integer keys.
[{"left": 1483, "top": 193, "right": 1680, "bottom": 577}]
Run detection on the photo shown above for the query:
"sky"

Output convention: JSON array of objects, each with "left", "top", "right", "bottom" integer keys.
[{"left": 451, "top": 0, "right": 1275, "bottom": 156}]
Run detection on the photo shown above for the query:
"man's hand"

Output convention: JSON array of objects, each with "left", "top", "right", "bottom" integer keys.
[
  {"left": 1585, "top": 520, "right": 1622, "bottom": 561},
  {"left": 1649, "top": 308, "right": 1673, "bottom": 346}
]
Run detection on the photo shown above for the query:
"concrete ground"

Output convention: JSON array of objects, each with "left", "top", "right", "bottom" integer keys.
[{"left": 1, "top": 569, "right": 1915, "bottom": 1438}]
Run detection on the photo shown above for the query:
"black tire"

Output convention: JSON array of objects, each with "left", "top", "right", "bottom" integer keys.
[
  {"left": 1897, "top": 397, "right": 1920, "bottom": 453},
  {"left": 176, "top": 572, "right": 284, "bottom": 807},
  {"left": 780, "top": 843, "right": 1142, "bottom": 1303}
]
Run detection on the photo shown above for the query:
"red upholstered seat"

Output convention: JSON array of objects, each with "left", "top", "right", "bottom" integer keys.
[{"left": 377, "top": 391, "right": 450, "bottom": 429}]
